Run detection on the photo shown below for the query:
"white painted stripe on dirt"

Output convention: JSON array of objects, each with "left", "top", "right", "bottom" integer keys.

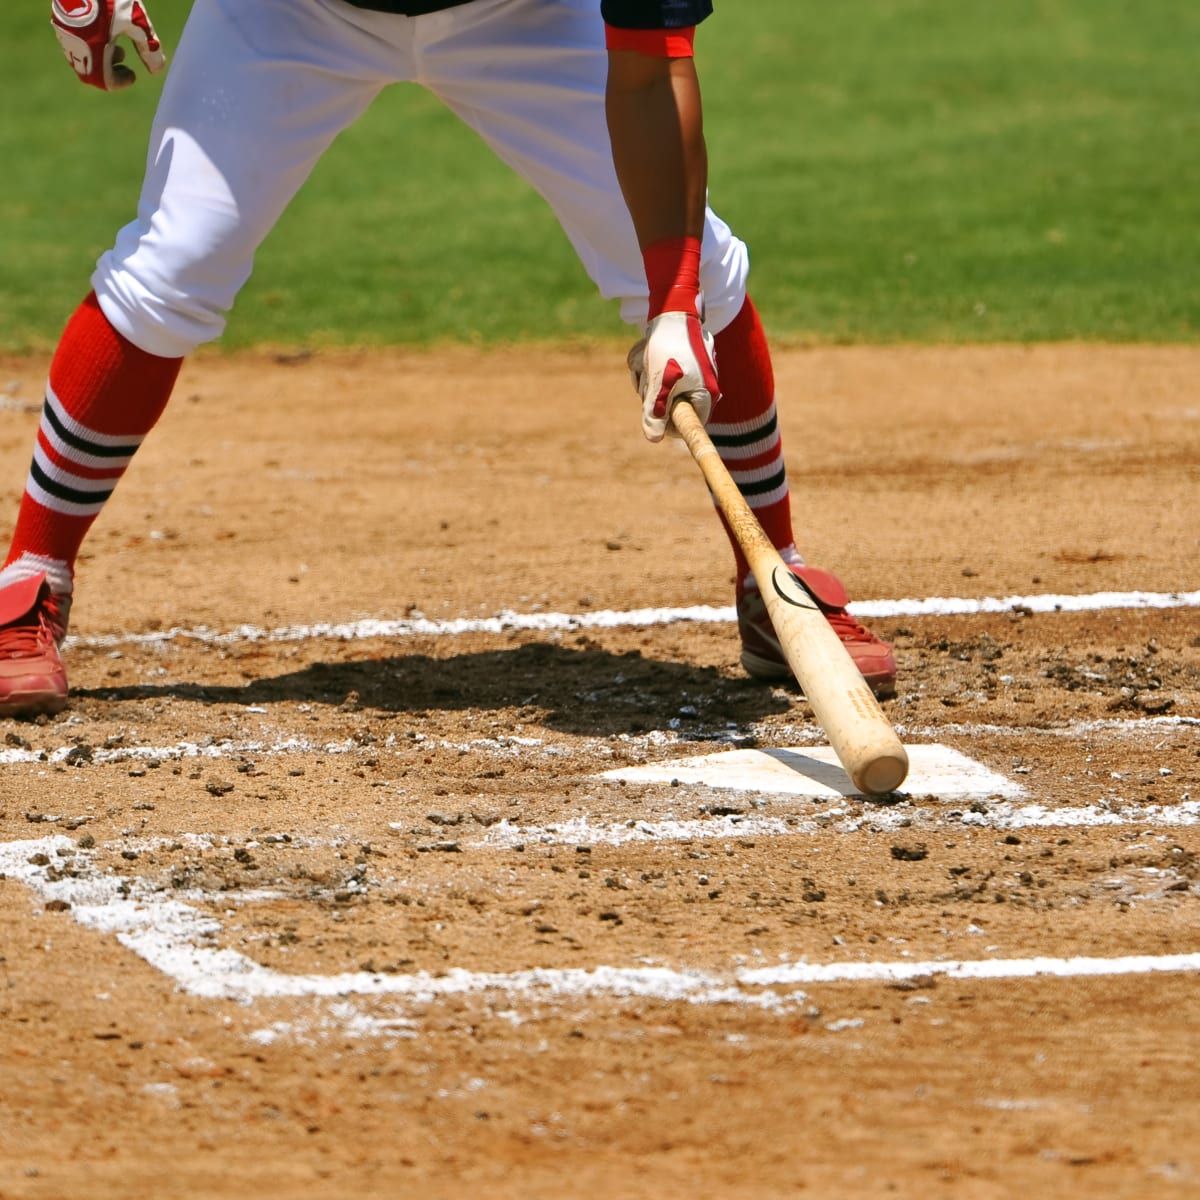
[
  {"left": 707, "top": 717, "right": 1197, "bottom": 747},
  {"left": 0, "top": 837, "right": 798, "bottom": 1011},
  {"left": 66, "top": 605, "right": 735, "bottom": 649},
  {"left": 738, "top": 953, "right": 1200, "bottom": 987},
  {"left": 960, "top": 799, "right": 1200, "bottom": 830},
  {"left": 123, "top": 947, "right": 792, "bottom": 1010},
  {"left": 472, "top": 800, "right": 1200, "bottom": 848},
  {"left": 0, "top": 733, "right": 559, "bottom": 769},
  {"left": 469, "top": 814, "right": 797, "bottom": 848},
  {"left": 4, "top": 717, "right": 1192, "bottom": 771},
  {"left": 602, "top": 743, "right": 1024, "bottom": 800},
  {"left": 4, "top": 837, "right": 1194, "bottom": 1016},
  {"left": 64, "top": 588, "right": 1200, "bottom": 649},
  {"left": 852, "top": 589, "right": 1200, "bottom": 619},
  {"left": 905, "top": 715, "right": 1199, "bottom": 739},
  {"left": 0, "top": 736, "right": 358, "bottom": 767}
]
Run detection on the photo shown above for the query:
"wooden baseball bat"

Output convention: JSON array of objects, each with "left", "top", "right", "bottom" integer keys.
[{"left": 671, "top": 400, "right": 909, "bottom": 796}]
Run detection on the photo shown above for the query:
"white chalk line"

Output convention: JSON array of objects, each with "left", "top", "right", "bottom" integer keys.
[
  {"left": 858, "top": 589, "right": 1200, "bottom": 619},
  {"left": 1, "top": 735, "right": 356, "bottom": 768},
  {"left": 467, "top": 799, "right": 1200, "bottom": 848},
  {"left": 904, "top": 715, "right": 1198, "bottom": 740},
  {"left": 739, "top": 953, "right": 1200, "bottom": 987},
  {"left": 0, "top": 731, "right": 548, "bottom": 768},
  {"left": 64, "top": 588, "right": 1200, "bottom": 650},
  {"left": 0, "top": 837, "right": 797, "bottom": 1013},
  {"left": 3, "top": 836, "right": 1197, "bottom": 1027},
  {"left": 4, "top": 715, "right": 1194, "bottom": 770}
]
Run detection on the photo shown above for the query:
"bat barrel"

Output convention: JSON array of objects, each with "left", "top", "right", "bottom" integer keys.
[
  {"left": 856, "top": 747, "right": 910, "bottom": 796},
  {"left": 672, "top": 402, "right": 909, "bottom": 797},
  {"left": 766, "top": 580, "right": 909, "bottom": 795}
]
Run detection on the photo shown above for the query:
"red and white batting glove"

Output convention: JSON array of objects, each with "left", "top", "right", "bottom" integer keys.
[
  {"left": 51, "top": 0, "right": 166, "bottom": 91},
  {"left": 629, "top": 236, "right": 720, "bottom": 443},
  {"left": 628, "top": 312, "right": 719, "bottom": 442}
]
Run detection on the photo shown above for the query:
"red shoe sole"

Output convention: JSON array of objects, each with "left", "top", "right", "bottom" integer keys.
[{"left": 0, "top": 689, "right": 69, "bottom": 718}]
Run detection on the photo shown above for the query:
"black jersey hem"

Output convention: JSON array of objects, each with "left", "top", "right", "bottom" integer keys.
[
  {"left": 341, "top": 0, "right": 475, "bottom": 14},
  {"left": 601, "top": 0, "right": 713, "bottom": 29},
  {"left": 340, "top": 0, "right": 714, "bottom": 25}
]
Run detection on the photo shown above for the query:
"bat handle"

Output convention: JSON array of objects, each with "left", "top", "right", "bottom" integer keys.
[
  {"left": 670, "top": 398, "right": 710, "bottom": 452},
  {"left": 672, "top": 399, "right": 779, "bottom": 565},
  {"left": 670, "top": 398, "right": 715, "bottom": 462}
]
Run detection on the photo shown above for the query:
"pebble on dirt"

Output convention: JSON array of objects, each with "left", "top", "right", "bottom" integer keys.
[{"left": 890, "top": 844, "right": 929, "bottom": 862}]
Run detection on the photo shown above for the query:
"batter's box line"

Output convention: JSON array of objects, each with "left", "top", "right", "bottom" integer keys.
[
  {"left": 465, "top": 798, "right": 1200, "bottom": 849},
  {"left": 3, "top": 837, "right": 1199, "bottom": 1034},
  {"left": 0, "top": 731, "right": 553, "bottom": 768},
  {"left": 4, "top": 716, "right": 1195, "bottom": 770},
  {"left": 0, "top": 835, "right": 802, "bottom": 1014},
  {"left": 62, "top": 588, "right": 1200, "bottom": 650}
]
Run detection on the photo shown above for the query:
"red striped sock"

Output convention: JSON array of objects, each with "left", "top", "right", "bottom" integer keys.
[
  {"left": 710, "top": 296, "right": 798, "bottom": 592},
  {"left": 1, "top": 293, "right": 182, "bottom": 597}
]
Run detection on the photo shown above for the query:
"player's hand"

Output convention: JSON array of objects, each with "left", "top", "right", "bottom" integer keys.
[
  {"left": 51, "top": 0, "right": 166, "bottom": 91},
  {"left": 628, "top": 310, "right": 720, "bottom": 443}
]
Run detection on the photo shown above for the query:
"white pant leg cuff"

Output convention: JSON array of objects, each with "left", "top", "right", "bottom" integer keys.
[{"left": 93, "top": 256, "right": 219, "bottom": 359}]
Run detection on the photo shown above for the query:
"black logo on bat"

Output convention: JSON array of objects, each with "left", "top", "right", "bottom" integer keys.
[{"left": 770, "top": 566, "right": 819, "bottom": 611}]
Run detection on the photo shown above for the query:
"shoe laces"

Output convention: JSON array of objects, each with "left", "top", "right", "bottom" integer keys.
[
  {"left": 0, "top": 594, "right": 66, "bottom": 659},
  {"left": 826, "top": 607, "right": 879, "bottom": 646}
]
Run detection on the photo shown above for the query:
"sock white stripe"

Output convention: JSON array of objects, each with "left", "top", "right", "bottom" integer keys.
[
  {"left": 706, "top": 402, "right": 777, "bottom": 439},
  {"left": 39, "top": 417, "right": 137, "bottom": 471},
  {"left": 742, "top": 481, "right": 790, "bottom": 509},
  {"left": 25, "top": 475, "right": 108, "bottom": 518},
  {"left": 45, "top": 385, "right": 147, "bottom": 451},
  {"left": 727, "top": 460, "right": 788, "bottom": 486},
  {"left": 32, "top": 442, "right": 118, "bottom": 495},
  {"left": 0, "top": 554, "right": 73, "bottom": 597},
  {"left": 712, "top": 480, "right": 790, "bottom": 514}
]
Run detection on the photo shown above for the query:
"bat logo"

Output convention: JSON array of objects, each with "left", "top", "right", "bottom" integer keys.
[{"left": 770, "top": 565, "right": 819, "bottom": 611}]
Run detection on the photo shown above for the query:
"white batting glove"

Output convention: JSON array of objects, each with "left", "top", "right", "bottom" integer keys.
[
  {"left": 628, "top": 311, "right": 721, "bottom": 443},
  {"left": 51, "top": 0, "right": 166, "bottom": 91}
]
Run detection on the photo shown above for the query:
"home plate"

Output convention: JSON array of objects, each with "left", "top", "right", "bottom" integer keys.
[{"left": 602, "top": 744, "right": 1022, "bottom": 801}]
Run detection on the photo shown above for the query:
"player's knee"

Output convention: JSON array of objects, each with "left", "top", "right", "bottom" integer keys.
[
  {"left": 92, "top": 247, "right": 231, "bottom": 359},
  {"left": 699, "top": 233, "right": 750, "bottom": 337}
]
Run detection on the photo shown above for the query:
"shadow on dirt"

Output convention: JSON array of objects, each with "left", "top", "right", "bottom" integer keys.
[{"left": 76, "top": 642, "right": 797, "bottom": 737}]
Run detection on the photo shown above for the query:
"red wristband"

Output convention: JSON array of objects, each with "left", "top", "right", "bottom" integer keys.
[
  {"left": 644, "top": 236, "right": 702, "bottom": 320},
  {"left": 604, "top": 25, "right": 696, "bottom": 58}
]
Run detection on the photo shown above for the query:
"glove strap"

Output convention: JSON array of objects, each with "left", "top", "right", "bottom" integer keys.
[{"left": 644, "top": 236, "right": 702, "bottom": 320}]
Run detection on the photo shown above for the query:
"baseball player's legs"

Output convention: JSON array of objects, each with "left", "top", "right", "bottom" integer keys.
[
  {"left": 0, "top": 0, "right": 401, "bottom": 714},
  {"left": 419, "top": 0, "right": 893, "bottom": 690},
  {"left": 95, "top": 0, "right": 393, "bottom": 356}
]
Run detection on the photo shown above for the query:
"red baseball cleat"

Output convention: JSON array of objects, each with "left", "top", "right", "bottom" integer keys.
[
  {"left": 737, "top": 565, "right": 897, "bottom": 698},
  {"left": 0, "top": 573, "right": 70, "bottom": 718}
]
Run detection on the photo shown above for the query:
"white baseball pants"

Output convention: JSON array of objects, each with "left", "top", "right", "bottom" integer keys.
[{"left": 93, "top": 0, "right": 750, "bottom": 358}]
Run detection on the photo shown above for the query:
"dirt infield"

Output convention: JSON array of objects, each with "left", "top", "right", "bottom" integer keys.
[{"left": 1, "top": 345, "right": 1198, "bottom": 1199}]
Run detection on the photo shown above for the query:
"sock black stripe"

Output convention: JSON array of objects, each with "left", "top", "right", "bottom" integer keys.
[
  {"left": 43, "top": 399, "right": 140, "bottom": 460},
  {"left": 709, "top": 411, "right": 778, "bottom": 450},
  {"left": 734, "top": 466, "right": 788, "bottom": 498},
  {"left": 29, "top": 458, "right": 116, "bottom": 508}
]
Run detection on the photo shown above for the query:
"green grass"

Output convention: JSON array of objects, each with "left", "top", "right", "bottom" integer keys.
[{"left": 1, "top": 0, "right": 1196, "bottom": 350}]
